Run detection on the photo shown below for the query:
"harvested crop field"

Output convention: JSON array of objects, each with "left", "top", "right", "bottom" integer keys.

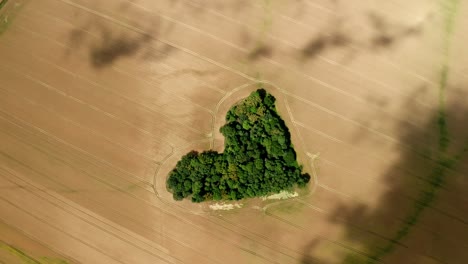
[{"left": 1, "top": 0, "right": 467, "bottom": 263}]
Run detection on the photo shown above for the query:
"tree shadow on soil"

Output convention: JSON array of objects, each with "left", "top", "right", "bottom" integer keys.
[{"left": 301, "top": 95, "right": 468, "bottom": 263}]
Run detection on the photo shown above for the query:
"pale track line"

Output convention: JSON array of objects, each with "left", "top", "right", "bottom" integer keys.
[
  {"left": 7, "top": 12, "right": 256, "bottom": 171},
  {"left": 262, "top": 142, "right": 468, "bottom": 253},
  {"left": 153, "top": 166, "right": 299, "bottom": 261},
  {"left": 0, "top": 37, "right": 203, "bottom": 156},
  {"left": 0, "top": 218, "right": 82, "bottom": 264},
  {"left": 266, "top": 202, "right": 450, "bottom": 264},
  {"left": 0, "top": 151, "right": 216, "bottom": 264},
  {"left": 302, "top": 0, "right": 336, "bottom": 13},
  {"left": 296, "top": 180, "right": 468, "bottom": 240},
  {"left": 0, "top": 195, "right": 126, "bottom": 264},
  {"left": 184, "top": 0, "right": 435, "bottom": 111},
  {"left": 266, "top": 212, "right": 386, "bottom": 264},
  {"left": 0, "top": 113, "right": 153, "bottom": 193},
  {"left": 0, "top": 41, "right": 206, "bottom": 143},
  {"left": 43, "top": 0, "right": 234, "bottom": 99},
  {"left": 0, "top": 139, "right": 221, "bottom": 264},
  {"left": 291, "top": 119, "right": 468, "bottom": 225},
  {"left": 0, "top": 106, "right": 155, "bottom": 186},
  {"left": 0, "top": 169, "right": 177, "bottom": 264},
  {"left": 158, "top": 81, "right": 364, "bottom": 261},
  {"left": 18, "top": 0, "right": 464, "bottom": 260},
  {"left": 17, "top": 5, "right": 227, "bottom": 110},
  {"left": 0, "top": 198, "right": 124, "bottom": 264},
  {"left": 156, "top": 81, "right": 309, "bottom": 261},
  {"left": 111, "top": 66, "right": 217, "bottom": 114},
  {"left": 55, "top": 0, "right": 434, "bottom": 154},
  {"left": 255, "top": 83, "right": 467, "bottom": 257},
  {"left": 0, "top": 116, "right": 290, "bottom": 264},
  {"left": 313, "top": 156, "right": 468, "bottom": 225},
  {"left": 183, "top": 0, "right": 305, "bottom": 51},
  {"left": 0, "top": 41, "right": 184, "bottom": 149},
  {"left": 294, "top": 119, "right": 468, "bottom": 193},
  {"left": 0, "top": 81, "right": 163, "bottom": 166},
  {"left": 2, "top": 24, "right": 208, "bottom": 138},
  {"left": 249, "top": 1, "right": 439, "bottom": 88},
  {"left": 154, "top": 79, "right": 431, "bottom": 262},
  {"left": 126, "top": 0, "right": 378, "bottom": 104},
  {"left": 303, "top": 118, "right": 468, "bottom": 183}
]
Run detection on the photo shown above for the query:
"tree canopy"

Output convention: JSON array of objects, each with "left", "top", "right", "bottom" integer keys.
[{"left": 167, "top": 89, "right": 310, "bottom": 202}]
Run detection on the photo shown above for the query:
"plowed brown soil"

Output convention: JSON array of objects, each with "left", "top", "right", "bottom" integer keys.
[{"left": 1, "top": 0, "right": 467, "bottom": 263}]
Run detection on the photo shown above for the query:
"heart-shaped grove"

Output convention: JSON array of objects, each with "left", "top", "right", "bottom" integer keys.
[{"left": 166, "top": 89, "right": 310, "bottom": 202}]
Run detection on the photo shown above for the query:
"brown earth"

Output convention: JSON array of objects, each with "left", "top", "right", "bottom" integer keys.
[{"left": 0, "top": 0, "right": 467, "bottom": 263}]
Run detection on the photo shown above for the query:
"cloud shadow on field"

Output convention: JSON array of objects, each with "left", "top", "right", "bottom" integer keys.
[
  {"left": 300, "top": 27, "right": 352, "bottom": 62},
  {"left": 299, "top": 10, "right": 428, "bottom": 65},
  {"left": 367, "top": 12, "right": 424, "bottom": 51},
  {"left": 65, "top": 3, "right": 178, "bottom": 69},
  {"left": 89, "top": 28, "right": 153, "bottom": 68},
  {"left": 248, "top": 45, "right": 273, "bottom": 60},
  {"left": 301, "top": 93, "right": 468, "bottom": 263}
]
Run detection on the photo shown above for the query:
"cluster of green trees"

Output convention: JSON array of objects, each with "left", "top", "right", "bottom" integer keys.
[{"left": 167, "top": 89, "right": 310, "bottom": 202}]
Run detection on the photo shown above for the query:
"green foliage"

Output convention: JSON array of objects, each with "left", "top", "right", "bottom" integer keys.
[
  {"left": 0, "top": 241, "right": 69, "bottom": 264},
  {"left": 167, "top": 89, "right": 310, "bottom": 202},
  {"left": 0, "top": 0, "right": 9, "bottom": 11}
]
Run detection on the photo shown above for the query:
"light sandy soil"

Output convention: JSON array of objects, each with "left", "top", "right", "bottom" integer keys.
[{"left": 1, "top": 0, "right": 467, "bottom": 263}]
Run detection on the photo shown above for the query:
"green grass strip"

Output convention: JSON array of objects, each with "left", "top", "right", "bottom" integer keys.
[
  {"left": 345, "top": 1, "right": 463, "bottom": 263},
  {"left": 0, "top": 241, "right": 69, "bottom": 264},
  {"left": 0, "top": 0, "right": 9, "bottom": 11},
  {"left": 0, "top": 241, "right": 41, "bottom": 264}
]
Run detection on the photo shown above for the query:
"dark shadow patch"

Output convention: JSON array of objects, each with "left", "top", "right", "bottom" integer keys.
[
  {"left": 141, "top": 42, "right": 176, "bottom": 61},
  {"left": 68, "top": 28, "right": 87, "bottom": 48},
  {"left": 64, "top": 20, "right": 94, "bottom": 59},
  {"left": 302, "top": 93, "right": 468, "bottom": 263},
  {"left": 301, "top": 239, "right": 333, "bottom": 264},
  {"left": 65, "top": 3, "right": 179, "bottom": 69},
  {"left": 90, "top": 30, "right": 152, "bottom": 68},
  {"left": 329, "top": 32, "right": 351, "bottom": 47},
  {"left": 365, "top": 94, "right": 389, "bottom": 108},
  {"left": 368, "top": 12, "right": 424, "bottom": 50},
  {"left": 300, "top": 19, "right": 353, "bottom": 62},
  {"left": 248, "top": 45, "right": 273, "bottom": 60},
  {"left": 302, "top": 36, "right": 328, "bottom": 59},
  {"left": 371, "top": 34, "right": 394, "bottom": 49},
  {"left": 301, "top": 32, "right": 352, "bottom": 61}
]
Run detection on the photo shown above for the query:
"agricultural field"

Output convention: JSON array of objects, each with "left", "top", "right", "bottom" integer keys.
[{"left": 0, "top": 0, "right": 467, "bottom": 263}]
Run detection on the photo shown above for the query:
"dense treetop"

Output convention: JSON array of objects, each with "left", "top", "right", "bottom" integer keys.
[{"left": 167, "top": 89, "right": 310, "bottom": 202}]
